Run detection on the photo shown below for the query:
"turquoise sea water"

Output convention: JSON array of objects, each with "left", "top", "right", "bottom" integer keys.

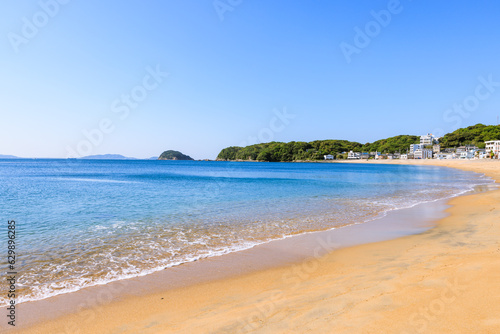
[{"left": 0, "top": 160, "right": 492, "bottom": 305}]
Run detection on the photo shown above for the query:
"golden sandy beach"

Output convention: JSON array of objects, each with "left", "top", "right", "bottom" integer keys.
[{"left": 13, "top": 160, "right": 500, "bottom": 334}]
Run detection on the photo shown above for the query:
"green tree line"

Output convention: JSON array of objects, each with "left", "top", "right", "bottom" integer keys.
[{"left": 439, "top": 124, "right": 500, "bottom": 148}]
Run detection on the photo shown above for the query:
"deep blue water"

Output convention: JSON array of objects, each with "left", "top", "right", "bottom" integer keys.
[{"left": 0, "top": 159, "right": 491, "bottom": 305}]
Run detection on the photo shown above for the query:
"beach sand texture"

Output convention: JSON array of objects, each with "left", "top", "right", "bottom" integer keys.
[{"left": 12, "top": 160, "right": 500, "bottom": 334}]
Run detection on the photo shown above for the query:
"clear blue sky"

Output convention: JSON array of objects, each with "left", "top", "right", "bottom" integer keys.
[{"left": 1, "top": 0, "right": 500, "bottom": 159}]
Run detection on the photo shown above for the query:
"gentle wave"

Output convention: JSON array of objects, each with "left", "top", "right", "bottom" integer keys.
[
  {"left": 0, "top": 161, "right": 494, "bottom": 307},
  {"left": 1, "top": 177, "right": 493, "bottom": 307}
]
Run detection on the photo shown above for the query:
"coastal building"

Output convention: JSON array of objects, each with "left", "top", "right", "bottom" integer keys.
[
  {"left": 485, "top": 140, "right": 500, "bottom": 158},
  {"left": 410, "top": 144, "right": 423, "bottom": 153},
  {"left": 375, "top": 153, "right": 396, "bottom": 160},
  {"left": 435, "top": 153, "right": 453, "bottom": 160},
  {"left": 414, "top": 148, "right": 433, "bottom": 159},
  {"left": 460, "top": 150, "right": 475, "bottom": 159},
  {"left": 477, "top": 149, "right": 487, "bottom": 159},
  {"left": 420, "top": 134, "right": 436, "bottom": 146},
  {"left": 324, "top": 154, "right": 334, "bottom": 160},
  {"left": 456, "top": 145, "right": 476, "bottom": 153},
  {"left": 443, "top": 148, "right": 456, "bottom": 153},
  {"left": 400, "top": 153, "right": 408, "bottom": 160},
  {"left": 347, "top": 151, "right": 361, "bottom": 159},
  {"left": 361, "top": 152, "right": 370, "bottom": 159},
  {"left": 433, "top": 144, "right": 441, "bottom": 153}
]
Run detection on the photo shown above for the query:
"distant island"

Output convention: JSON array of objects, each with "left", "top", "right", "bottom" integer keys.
[
  {"left": 0, "top": 154, "right": 19, "bottom": 159},
  {"left": 158, "top": 150, "right": 194, "bottom": 161},
  {"left": 80, "top": 154, "right": 138, "bottom": 160}
]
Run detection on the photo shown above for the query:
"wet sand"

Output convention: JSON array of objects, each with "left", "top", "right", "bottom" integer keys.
[{"left": 9, "top": 159, "right": 500, "bottom": 333}]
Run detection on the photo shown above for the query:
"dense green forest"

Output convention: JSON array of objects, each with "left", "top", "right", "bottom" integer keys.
[
  {"left": 217, "top": 140, "right": 362, "bottom": 162},
  {"left": 361, "top": 135, "right": 420, "bottom": 154},
  {"left": 217, "top": 124, "right": 500, "bottom": 162},
  {"left": 439, "top": 124, "right": 500, "bottom": 148}
]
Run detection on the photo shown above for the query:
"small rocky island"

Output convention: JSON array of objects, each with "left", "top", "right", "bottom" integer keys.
[{"left": 158, "top": 150, "right": 194, "bottom": 161}]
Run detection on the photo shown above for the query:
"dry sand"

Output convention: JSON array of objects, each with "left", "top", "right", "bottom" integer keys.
[{"left": 11, "top": 159, "right": 500, "bottom": 334}]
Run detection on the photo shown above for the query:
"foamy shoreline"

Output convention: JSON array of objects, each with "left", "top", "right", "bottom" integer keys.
[
  {"left": 8, "top": 160, "right": 500, "bottom": 333},
  {"left": 1, "top": 164, "right": 487, "bottom": 308},
  {"left": 3, "top": 161, "right": 485, "bottom": 310}
]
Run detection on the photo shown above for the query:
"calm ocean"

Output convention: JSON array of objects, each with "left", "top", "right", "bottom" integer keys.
[{"left": 0, "top": 159, "right": 492, "bottom": 306}]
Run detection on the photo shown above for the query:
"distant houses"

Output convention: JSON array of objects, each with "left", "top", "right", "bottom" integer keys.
[
  {"left": 435, "top": 153, "right": 454, "bottom": 160},
  {"left": 434, "top": 142, "right": 499, "bottom": 160},
  {"left": 414, "top": 149, "right": 433, "bottom": 159},
  {"left": 347, "top": 151, "right": 361, "bottom": 159},
  {"left": 477, "top": 150, "right": 489, "bottom": 159},
  {"left": 322, "top": 134, "right": 500, "bottom": 161},
  {"left": 459, "top": 150, "right": 475, "bottom": 159}
]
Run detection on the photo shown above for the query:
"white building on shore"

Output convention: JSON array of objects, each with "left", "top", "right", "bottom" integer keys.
[
  {"left": 414, "top": 148, "right": 433, "bottom": 159},
  {"left": 477, "top": 149, "right": 488, "bottom": 159},
  {"left": 485, "top": 140, "right": 500, "bottom": 159},
  {"left": 435, "top": 153, "right": 454, "bottom": 160},
  {"left": 347, "top": 151, "right": 361, "bottom": 159},
  {"left": 420, "top": 133, "right": 437, "bottom": 146},
  {"left": 410, "top": 144, "right": 423, "bottom": 153},
  {"left": 460, "top": 150, "right": 475, "bottom": 159}
]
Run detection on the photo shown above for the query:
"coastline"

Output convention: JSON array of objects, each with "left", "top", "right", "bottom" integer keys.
[{"left": 9, "top": 160, "right": 500, "bottom": 333}]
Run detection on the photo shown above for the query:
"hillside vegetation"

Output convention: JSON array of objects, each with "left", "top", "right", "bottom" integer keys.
[
  {"left": 217, "top": 124, "right": 500, "bottom": 162},
  {"left": 158, "top": 150, "right": 194, "bottom": 160},
  {"left": 361, "top": 135, "right": 420, "bottom": 154},
  {"left": 439, "top": 124, "right": 500, "bottom": 148},
  {"left": 217, "top": 140, "right": 362, "bottom": 162}
]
